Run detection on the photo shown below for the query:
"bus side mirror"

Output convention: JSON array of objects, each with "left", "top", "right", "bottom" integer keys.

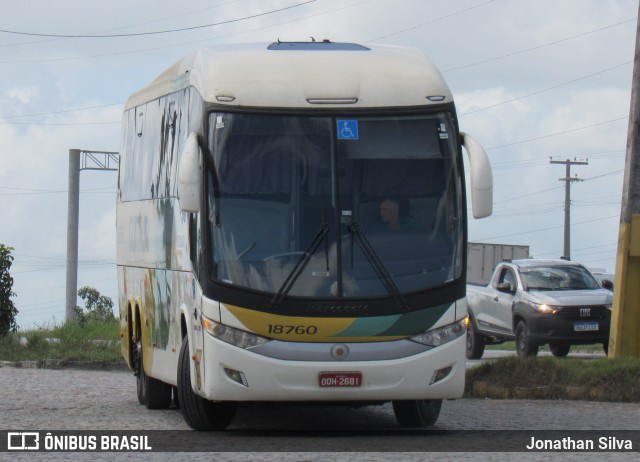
[
  {"left": 178, "top": 132, "right": 202, "bottom": 213},
  {"left": 461, "top": 132, "right": 493, "bottom": 219}
]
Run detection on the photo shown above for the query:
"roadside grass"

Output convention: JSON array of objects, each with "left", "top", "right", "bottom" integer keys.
[
  {"left": 0, "top": 320, "right": 123, "bottom": 363},
  {"left": 466, "top": 356, "right": 640, "bottom": 402},
  {"left": 485, "top": 341, "right": 608, "bottom": 355}
]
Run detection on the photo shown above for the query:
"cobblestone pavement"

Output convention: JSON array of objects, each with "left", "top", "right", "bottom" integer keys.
[{"left": 1, "top": 367, "right": 638, "bottom": 461}]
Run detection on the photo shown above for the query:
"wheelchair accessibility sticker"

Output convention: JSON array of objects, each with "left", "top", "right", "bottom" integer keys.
[{"left": 337, "top": 119, "right": 359, "bottom": 140}]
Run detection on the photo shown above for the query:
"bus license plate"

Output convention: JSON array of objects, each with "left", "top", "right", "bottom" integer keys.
[
  {"left": 319, "top": 372, "right": 362, "bottom": 388},
  {"left": 574, "top": 321, "right": 598, "bottom": 332}
]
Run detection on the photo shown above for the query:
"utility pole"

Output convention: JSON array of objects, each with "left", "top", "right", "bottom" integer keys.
[
  {"left": 610, "top": 4, "right": 640, "bottom": 359},
  {"left": 549, "top": 158, "right": 588, "bottom": 259},
  {"left": 65, "top": 150, "right": 119, "bottom": 323}
]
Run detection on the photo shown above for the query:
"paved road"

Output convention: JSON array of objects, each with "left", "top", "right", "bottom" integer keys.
[{"left": 0, "top": 366, "right": 637, "bottom": 461}]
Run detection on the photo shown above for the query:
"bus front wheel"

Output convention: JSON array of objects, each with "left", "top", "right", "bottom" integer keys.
[
  {"left": 392, "top": 399, "right": 442, "bottom": 427},
  {"left": 177, "top": 336, "right": 237, "bottom": 431}
]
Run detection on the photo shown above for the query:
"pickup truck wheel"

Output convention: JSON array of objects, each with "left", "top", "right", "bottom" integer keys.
[
  {"left": 466, "top": 317, "right": 485, "bottom": 359},
  {"left": 515, "top": 320, "right": 538, "bottom": 358},
  {"left": 392, "top": 399, "right": 442, "bottom": 427},
  {"left": 549, "top": 343, "right": 570, "bottom": 357}
]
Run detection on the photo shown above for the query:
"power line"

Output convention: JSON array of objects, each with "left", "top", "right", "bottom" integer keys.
[
  {"left": 474, "top": 214, "right": 619, "bottom": 242},
  {"left": 444, "top": 17, "right": 637, "bottom": 72},
  {"left": 536, "top": 242, "right": 617, "bottom": 257},
  {"left": 583, "top": 169, "right": 625, "bottom": 181},
  {"left": 0, "top": 120, "right": 119, "bottom": 126},
  {"left": 0, "top": 186, "right": 114, "bottom": 192},
  {"left": 491, "top": 150, "right": 625, "bottom": 171},
  {"left": 488, "top": 117, "right": 628, "bottom": 150},
  {"left": 0, "top": 0, "right": 245, "bottom": 48},
  {"left": 0, "top": 188, "right": 116, "bottom": 196},
  {"left": 0, "top": 0, "right": 317, "bottom": 38},
  {"left": 0, "top": 102, "right": 124, "bottom": 120},
  {"left": 460, "top": 61, "right": 633, "bottom": 116},
  {"left": 0, "top": 0, "right": 375, "bottom": 65},
  {"left": 366, "top": 0, "right": 496, "bottom": 42},
  {"left": 493, "top": 185, "right": 564, "bottom": 205}
]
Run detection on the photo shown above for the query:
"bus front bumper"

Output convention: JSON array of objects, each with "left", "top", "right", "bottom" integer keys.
[{"left": 195, "top": 334, "right": 466, "bottom": 402}]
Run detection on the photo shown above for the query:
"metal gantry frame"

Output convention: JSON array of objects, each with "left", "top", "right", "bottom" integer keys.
[{"left": 65, "top": 149, "right": 119, "bottom": 323}]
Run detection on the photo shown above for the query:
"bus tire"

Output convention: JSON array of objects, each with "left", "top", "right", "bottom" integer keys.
[
  {"left": 177, "top": 336, "right": 237, "bottom": 431},
  {"left": 145, "top": 375, "right": 173, "bottom": 410},
  {"left": 134, "top": 326, "right": 172, "bottom": 409},
  {"left": 392, "top": 399, "right": 442, "bottom": 427},
  {"left": 134, "top": 337, "right": 145, "bottom": 405},
  {"left": 172, "top": 387, "right": 180, "bottom": 409}
]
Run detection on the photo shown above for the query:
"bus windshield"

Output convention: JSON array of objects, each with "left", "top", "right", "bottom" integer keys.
[{"left": 206, "top": 112, "right": 463, "bottom": 301}]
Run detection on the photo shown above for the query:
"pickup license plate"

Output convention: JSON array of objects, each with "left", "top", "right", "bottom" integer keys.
[
  {"left": 574, "top": 321, "right": 599, "bottom": 332},
  {"left": 319, "top": 372, "right": 362, "bottom": 388}
]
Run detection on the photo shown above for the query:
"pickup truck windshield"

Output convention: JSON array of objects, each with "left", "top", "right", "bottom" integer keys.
[
  {"left": 520, "top": 265, "right": 601, "bottom": 291},
  {"left": 206, "top": 112, "right": 463, "bottom": 301}
]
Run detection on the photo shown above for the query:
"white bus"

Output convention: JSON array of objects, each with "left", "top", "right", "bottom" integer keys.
[{"left": 116, "top": 41, "right": 493, "bottom": 430}]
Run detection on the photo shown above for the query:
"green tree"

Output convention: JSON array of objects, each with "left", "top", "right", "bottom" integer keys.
[
  {"left": 73, "top": 286, "right": 115, "bottom": 326},
  {"left": 0, "top": 244, "right": 18, "bottom": 337}
]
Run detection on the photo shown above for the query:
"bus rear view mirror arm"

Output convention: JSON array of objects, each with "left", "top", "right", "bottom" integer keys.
[
  {"left": 461, "top": 132, "right": 493, "bottom": 219},
  {"left": 178, "top": 132, "right": 202, "bottom": 213}
]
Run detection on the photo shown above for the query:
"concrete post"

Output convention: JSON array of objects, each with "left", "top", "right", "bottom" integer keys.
[
  {"left": 65, "top": 149, "right": 80, "bottom": 322},
  {"left": 610, "top": 6, "right": 640, "bottom": 358}
]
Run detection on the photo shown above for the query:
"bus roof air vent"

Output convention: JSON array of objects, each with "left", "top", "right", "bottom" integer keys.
[{"left": 267, "top": 41, "right": 370, "bottom": 51}]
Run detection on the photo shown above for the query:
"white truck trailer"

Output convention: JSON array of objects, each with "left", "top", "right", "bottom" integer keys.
[{"left": 467, "top": 242, "right": 530, "bottom": 285}]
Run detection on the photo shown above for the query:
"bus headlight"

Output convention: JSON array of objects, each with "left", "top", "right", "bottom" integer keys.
[
  {"left": 202, "top": 316, "right": 269, "bottom": 349},
  {"left": 410, "top": 318, "right": 467, "bottom": 347}
]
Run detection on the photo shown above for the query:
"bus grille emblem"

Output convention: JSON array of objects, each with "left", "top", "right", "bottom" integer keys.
[{"left": 331, "top": 344, "right": 350, "bottom": 361}]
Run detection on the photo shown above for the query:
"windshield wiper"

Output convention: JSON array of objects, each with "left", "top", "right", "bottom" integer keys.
[
  {"left": 269, "top": 218, "right": 330, "bottom": 310},
  {"left": 348, "top": 222, "right": 409, "bottom": 312}
]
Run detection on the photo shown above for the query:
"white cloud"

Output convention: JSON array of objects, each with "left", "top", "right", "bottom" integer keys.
[{"left": 6, "top": 86, "right": 39, "bottom": 105}]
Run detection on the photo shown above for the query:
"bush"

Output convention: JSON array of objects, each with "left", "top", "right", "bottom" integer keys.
[
  {"left": 0, "top": 244, "right": 18, "bottom": 337},
  {"left": 73, "top": 286, "right": 116, "bottom": 327}
]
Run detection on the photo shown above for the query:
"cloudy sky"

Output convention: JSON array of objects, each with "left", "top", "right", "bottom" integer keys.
[{"left": 1, "top": 0, "right": 637, "bottom": 328}]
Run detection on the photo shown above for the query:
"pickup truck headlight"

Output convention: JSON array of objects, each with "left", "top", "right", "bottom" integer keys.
[
  {"left": 528, "top": 301, "right": 558, "bottom": 314},
  {"left": 410, "top": 318, "right": 467, "bottom": 347},
  {"left": 202, "top": 316, "right": 269, "bottom": 349}
]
